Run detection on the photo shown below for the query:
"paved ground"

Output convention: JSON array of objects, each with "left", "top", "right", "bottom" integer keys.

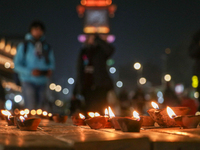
[{"left": 0, "top": 119, "right": 200, "bottom": 150}]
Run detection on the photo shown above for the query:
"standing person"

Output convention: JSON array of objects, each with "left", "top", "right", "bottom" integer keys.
[
  {"left": 73, "top": 34, "right": 115, "bottom": 115},
  {"left": 189, "top": 29, "right": 200, "bottom": 110},
  {"left": 14, "top": 20, "right": 55, "bottom": 110}
]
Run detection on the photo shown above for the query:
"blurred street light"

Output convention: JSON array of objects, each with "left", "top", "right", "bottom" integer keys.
[
  {"left": 68, "top": 78, "right": 75, "bottom": 85},
  {"left": 109, "top": 67, "right": 116, "bottom": 74},
  {"left": 139, "top": 77, "right": 146, "bottom": 85},
  {"left": 116, "top": 81, "right": 123, "bottom": 88},
  {"left": 49, "top": 83, "right": 56, "bottom": 90},
  {"left": 133, "top": 62, "right": 141, "bottom": 70},
  {"left": 55, "top": 85, "right": 62, "bottom": 92},
  {"left": 63, "top": 88, "right": 69, "bottom": 95},
  {"left": 164, "top": 74, "right": 171, "bottom": 82}
]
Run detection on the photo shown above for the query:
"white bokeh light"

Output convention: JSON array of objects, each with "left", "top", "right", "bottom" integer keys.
[
  {"left": 116, "top": 81, "right": 123, "bottom": 88},
  {"left": 68, "top": 78, "right": 75, "bottom": 85}
]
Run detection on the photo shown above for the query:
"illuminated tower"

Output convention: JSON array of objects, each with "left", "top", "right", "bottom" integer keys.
[{"left": 77, "top": 0, "right": 117, "bottom": 42}]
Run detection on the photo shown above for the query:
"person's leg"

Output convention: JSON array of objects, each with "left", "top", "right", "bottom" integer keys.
[
  {"left": 21, "top": 82, "right": 36, "bottom": 110},
  {"left": 36, "top": 84, "right": 47, "bottom": 109}
]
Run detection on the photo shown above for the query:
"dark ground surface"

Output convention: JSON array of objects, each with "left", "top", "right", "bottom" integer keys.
[{"left": 0, "top": 119, "right": 200, "bottom": 150}]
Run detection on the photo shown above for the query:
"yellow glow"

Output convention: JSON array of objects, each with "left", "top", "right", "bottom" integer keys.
[
  {"left": 4, "top": 62, "right": 11, "bottom": 69},
  {"left": 20, "top": 110, "right": 25, "bottom": 116},
  {"left": 151, "top": 102, "right": 159, "bottom": 109},
  {"left": 31, "top": 109, "right": 36, "bottom": 115},
  {"left": 49, "top": 83, "right": 56, "bottom": 90},
  {"left": 81, "top": 0, "right": 112, "bottom": 6},
  {"left": 133, "top": 62, "right": 141, "bottom": 70},
  {"left": 88, "top": 112, "right": 95, "bottom": 118},
  {"left": 164, "top": 74, "right": 171, "bottom": 82},
  {"left": 10, "top": 47, "right": 17, "bottom": 55},
  {"left": 19, "top": 116, "right": 25, "bottom": 122},
  {"left": 1, "top": 110, "right": 11, "bottom": 117},
  {"left": 192, "top": 76, "right": 198, "bottom": 88},
  {"left": 48, "top": 113, "right": 52, "bottom": 117},
  {"left": 108, "top": 106, "right": 115, "bottom": 118},
  {"left": 55, "top": 99, "right": 63, "bottom": 107},
  {"left": 36, "top": 109, "right": 42, "bottom": 115},
  {"left": 194, "top": 92, "right": 199, "bottom": 99},
  {"left": 166, "top": 106, "right": 177, "bottom": 119},
  {"left": 43, "top": 111, "right": 48, "bottom": 116},
  {"left": 24, "top": 109, "right": 29, "bottom": 115},
  {"left": 139, "top": 77, "right": 146, "bottom": 85},
  {"left": 84, "top": 26, "right": 110, "bottom": 34},
  {"left": 79, "top": 113, "right": 85, "bottom": 119},
  {"left": 104, "top": 108, "right": 109, "bottom": 117},
  {"left": 0, "top": 39, "right": 5, "bottom": 49},
  {"left": 133, "top": 111, "right": 140, "bottom": 120},
  {"left": 55, "top": 85, "right": 62, "bottom": 92},
  {"left": 5, "top": 44, "right": 11, "bottom": 53},
  {"left": 94, "top": 112, "right": 100, "bottom": 117}
]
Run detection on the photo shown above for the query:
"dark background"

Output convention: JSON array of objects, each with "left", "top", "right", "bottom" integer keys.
[{"left": 1, "top": 0, "right": 200, "bottom": 95}]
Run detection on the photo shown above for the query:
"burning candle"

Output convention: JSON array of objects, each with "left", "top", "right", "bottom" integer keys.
[
  {"left": 108, "top": 106, "right": 115, "bottom": 118},
  {"left": 166, "top": 106, "right": 177, "bottom": 119},
  {"left": 151, "top": 102, "right": 159, "bottom": 109},
  {"left": 1, "top": 110, "right": 15, "bottom": 126},
  {"left": 19, "top": 116, "right": 25, "bottom": 122},
  {"left": 104, "top": 108, "right": 109, "bottom": 117},
  {"left": 71, "top": 113, "right": 86, "bottom": 126},
  {"left": 133, "top": 111, "right": 140, "bottom": 121}
]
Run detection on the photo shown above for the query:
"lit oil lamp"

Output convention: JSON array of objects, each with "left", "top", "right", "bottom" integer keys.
[
  {"left": 168, "top": 107, "right": 200, "bottom": 128},
  {"left": 104, "top": 107, "right": 113, "bottom": 128},
  {"left": 52, "top": 114, "right": 68, "bottom": 123},
  {"left": 1, "top": 110, "right": 15, "bottom": 126},
  {"left": 71, "top": 113, "right": 86, "bottom": 126},
  {"left": 109, "top": 107, "right": 126, "bottom": 130},
  {"left": 147, "top": 102, "right": 190, "bottom": 127},
  {"left": 117, "top": 111, "right": 143, "bottom": 132},
  {"left": 16, "top": 116, "right": 41, "bottom": 131},
  {"left": 85, "top": 112, "right": 107, "bottom": 129}
]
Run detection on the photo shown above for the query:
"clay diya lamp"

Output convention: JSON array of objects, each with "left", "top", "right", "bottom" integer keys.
[
  {"left": 85, "top": 112, "right": 107, "bottom": 129},
  {"left": 1, "top": 110, "right": 15, "bottom": 126},
  {"left": 141, "top": 116, "right": 155, "bottom": 126},
  {"left": 104, "top": 107, "right": 113, "bottom": 128},
  {"left": 117, "top": 111, "right": 143, "bottom": 132},
  {"left": 52, "top": 114, "right": 68, "bottom": 123},
  {"left": 147, "top": 102, "right": 190, "bottom": 127},
  {"left": 173, "top": 114, "right": 200, "bottom": 129},
  {"left": 17, "top": 116, "right": 41, "bottom": 131},
  {"left": 71, "top": 113, "right": 86, "bottom": 126}
]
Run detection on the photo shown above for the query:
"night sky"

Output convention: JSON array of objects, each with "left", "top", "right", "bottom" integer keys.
[{"left": 1, "top": 0, "right": 200, "bottom": 94}]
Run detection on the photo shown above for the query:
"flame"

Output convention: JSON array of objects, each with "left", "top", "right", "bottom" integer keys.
[
  {"left": 133, "top": 111, "right": 140, "bottom": 121},
  {"left": 94, "top": 112, "right": 100, "bottom": 117},
  {"left": 151, "top": 102, "right": 159, "bottom": 109},
  {"left": 24, "top": 114, "right": 28, "bottom": 118},
  {"left": 36, "top": 109, "right": 42, "bottom": 115},
  {"left": 108, "top": 106, "right": 115, "bottom": 118},
  {"left": 31, "top": 109, "right": 36, "bottom": 115},
  {"left": 48, "top": 113, "right": 52, "bottom": 117},
  {"left": 24, "top": 109, "right": 30, "bottom": 115},
  {"left": 104, "top": 108, "right": 109, "bottom": 117},
  {"left": 43, "top": 111, "right": 48, "bottom": 116},
  {"left": 1, "top": 110, "right": 11, "bottom": 118},
  {"left": 20, "top": 110, "right": 25, "bottom": 116},
  {"left": 19, "top": 116, "right": 25, "bottom": 122},
  {"left": 167, "top": 106, "right": 177, "bottom": 119},
  {"left": 79, "top": 113, "right": 85, "bottom": 119},
  {"left": 88, "top": 112, "right": 95, "bottom": 118}
]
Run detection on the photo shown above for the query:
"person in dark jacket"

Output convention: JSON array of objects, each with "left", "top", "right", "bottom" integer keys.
[
  {"left": 73, "top": 34, "right": 115, "bottom": 115},
  {"left": 189, "top": 30, "right": 200, "bottom": 110}
]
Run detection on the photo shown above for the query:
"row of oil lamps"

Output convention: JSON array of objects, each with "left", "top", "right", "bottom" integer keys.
[
  {"left": 71, "top": 103, "right": 200, "bottom": 132},
  {"left": 1, "top": 102, "right": 200, "bottom": 132},
  {"left": 0, "top": 109, "right": 68, "bottom": 131}
]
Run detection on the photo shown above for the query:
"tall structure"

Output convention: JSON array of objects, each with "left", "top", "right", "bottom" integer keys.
[{"left": 77, "top": 0, "right": 117, "bottom": 42}]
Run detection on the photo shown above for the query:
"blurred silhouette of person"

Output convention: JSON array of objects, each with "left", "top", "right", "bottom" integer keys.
[
  {"left": 73, "top": 34, "right": 115, "bottom": 115},
  {"left": 163, "top": 82, "right": 180, "bottom": 107},
  {"left": 132, "top": 88, "right": 146, "bottom": 114},
  {"left": 189, "top": 29, "right": 200, "bottom": 110},
  {"left": 14, "top": 20, "right": 55, "bottom": 110}
]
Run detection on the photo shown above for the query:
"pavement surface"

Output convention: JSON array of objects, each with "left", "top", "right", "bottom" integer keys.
[{"left": 0, "top": 119, "right": 200, "bottom": 150}]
